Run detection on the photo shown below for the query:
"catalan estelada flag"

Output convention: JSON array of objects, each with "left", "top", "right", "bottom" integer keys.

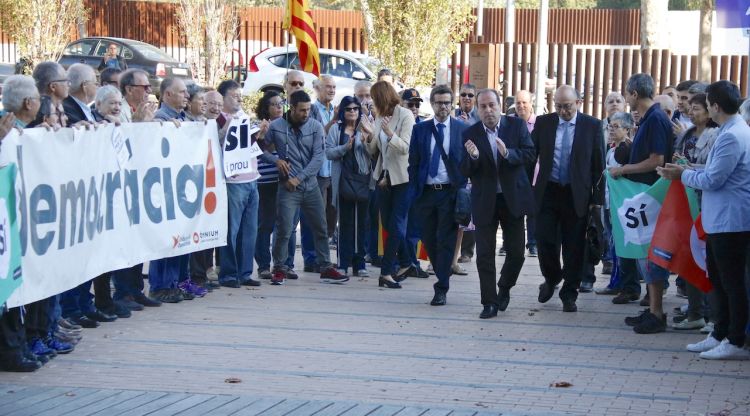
[{"left": 282, "top": 0, "right": 321, "bottom": 76}]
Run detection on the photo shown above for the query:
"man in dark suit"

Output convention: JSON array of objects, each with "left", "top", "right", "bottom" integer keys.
[
  {"left": 62, "top": 63, "right": 98, "bottom": 125},
  {"left": 533, "top": 85, "right": 605, "bottom": 312},
  {"left": 460, "top": 89, "right": 536, "bottom": 319},
  {"left": 408, "top": 85, "right": 468, "bottom": 306}
]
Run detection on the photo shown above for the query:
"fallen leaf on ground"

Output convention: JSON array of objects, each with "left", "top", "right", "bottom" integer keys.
[
  {"left": 224, "top": 377, "right": 242, "bottom": 384},
  {"left": 550, "top": 381, "right": 573, "bottom": 388}
]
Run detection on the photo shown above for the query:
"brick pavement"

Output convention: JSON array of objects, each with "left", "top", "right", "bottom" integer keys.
[{"left": 1, "top": 253, "right": 749, "bottom": 415}]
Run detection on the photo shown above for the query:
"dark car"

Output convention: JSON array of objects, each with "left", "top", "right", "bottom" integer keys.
[{"left": 58, "top": 37, "right": 192, "bottom": 93}]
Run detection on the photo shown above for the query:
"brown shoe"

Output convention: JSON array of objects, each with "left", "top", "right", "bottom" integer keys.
[{"left": 612, "top": 291, "right": 639, "bottom": 304}]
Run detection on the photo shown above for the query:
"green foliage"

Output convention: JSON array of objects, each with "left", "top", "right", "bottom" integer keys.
[
  {"left": 0, "top": 0, "right": 88, "bottom": 66},
  {"left": 366, "top": 0, "right": 475, "bottom": 86}
]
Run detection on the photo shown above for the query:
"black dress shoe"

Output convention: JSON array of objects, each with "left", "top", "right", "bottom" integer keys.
[
  {"left": 68, "top": 315, "right": 99, "bottom": 328},
  {"left": 241, "top": 279, "right": 261, "bottom": 287},
  {"left": 101, "top": 303, "right": 131, "bottom": 319},
  {"left": 133, "top": 293, "right": 162, "bottom": 307},
  {"left": 430, "top": 292, "right": 446, "bottom": 306},
  {"left": 0, "top": 354, "right": 42, "bottom": 372},
  {"left": 562, "top": 300, "right": 578, "bottom": 312},
  {"left": 538, "top": 283, "right": 555, "bottom": 303},
  {"left": 497, "top": 288, "right": 510, "bottom": 311},
  {"left": 579, "top": 281, "right": 594, "bottom": 293},
  {"left": 378, "top": 276, "right": 401, "bottom": 289},
  {"left": 479, "top": 304, "right": 498, "bottom": 319},
  {"left": 85, "top": 309, "right": 117, "bottom": 323}
]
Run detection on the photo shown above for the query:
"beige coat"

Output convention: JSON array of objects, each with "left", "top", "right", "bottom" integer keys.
[{"left": 365, "top": 105, "right": 415, "bottom": 186}]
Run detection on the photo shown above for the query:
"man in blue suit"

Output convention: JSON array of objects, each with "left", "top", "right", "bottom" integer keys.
[{"left": 408, "top": 85, "right": 468, "bottom": 306}]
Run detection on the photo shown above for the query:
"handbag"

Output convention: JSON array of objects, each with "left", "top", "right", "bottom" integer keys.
[
  {"left": 340, "top": 169, "right": 370, "bottom": 202},
  {"left": 432, "top": 124, "right": 471, "bottom": 226},
  {"left": 586, "top": 205, "right": 606, "bottom": 265}
]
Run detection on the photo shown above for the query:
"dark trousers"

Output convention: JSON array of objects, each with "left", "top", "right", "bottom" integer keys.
[
  {"left": 461, "top": 230, "right": 475, "bottom": 258},
  {"left": 366, "top": 189, "right": 380, "bottom": 261},
  {"left": 0, "top": 307, "right": 26, "bottom": 357},
  {"left": 581, "top": 246, "right": 597, "bottom": 284},
  {"left": 93, "top": 273, "right": 114, "bottom": 310},
  {"left": 190, "top": 248, "right": 216, "bottom": 281},
  {"left": 337, "top": 197, "right": 368, "bottom": 271},
  {"left": 536, "top": 183, "right": 587, "bottom": 302},
  {"left": 113, "top": 264, "right": 145, "bottom": 300},
  {"left": 616, "top": 257, "right": 642, "bottom": 295},
  {"left": 379, "top": 183, "right": 412, "bottom": 276},
  {"left": 60, "top": 280, "right": 95, "bottom": 318},
  {"left": 417, "top": 187, "right": 458, "bottom": 294},
  {"left": 475, "top": 193, "right": 525, "bottom": 306},
  {"left": 25, "top": 298, "right": 51, "bottom": 340},
  {"left": 706, "top": 232, "right": 750, "bottom": 347}
]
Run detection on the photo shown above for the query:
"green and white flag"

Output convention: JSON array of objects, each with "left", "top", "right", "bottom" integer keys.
[
  {"left": 606, "top": 172, "right": 671, "bottom": 259},
  {"left": 0, "top": 164, "right": 22, "bottom": 307}
]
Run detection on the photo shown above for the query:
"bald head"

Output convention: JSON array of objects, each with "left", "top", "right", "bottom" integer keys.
[
  {"left": 514, "top": 90, "right": 534, "bottom": 121},
  {"left": 654, "top": 94, "right": 675, "bottom": 119},
  {"left": 553, "top": 85, "right": 581, "bottom": 121}
]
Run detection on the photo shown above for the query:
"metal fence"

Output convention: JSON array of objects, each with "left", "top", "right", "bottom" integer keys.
[{"left": 450, "top": 43, "right": 749, "bottom": 119}]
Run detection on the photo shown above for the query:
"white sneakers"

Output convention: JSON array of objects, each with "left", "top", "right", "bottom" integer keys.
[
  {"left": 687, "top": 335, "right": 721, "bottom": 352},
  {"left": 687, "top": 336, "right": 750, "bottom": 360}
]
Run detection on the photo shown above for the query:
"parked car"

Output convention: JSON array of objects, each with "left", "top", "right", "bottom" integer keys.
[
  {"left": 241, "top": 46, "right": 377, "bottom": 104},
  {"left": 58, "top": 37, "right": 192, "bottom": 93}
]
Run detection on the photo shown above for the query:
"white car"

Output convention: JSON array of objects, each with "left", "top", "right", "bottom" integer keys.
[{"left": 242, "top": 46, "right": 380, "bottom": 104}]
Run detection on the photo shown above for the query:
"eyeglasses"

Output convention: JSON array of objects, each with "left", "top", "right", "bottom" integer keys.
[
  {"left": 129, "top": 84, "right": 152, "bottom": 91},
  {"left": 608, "top": 124, "right": 624, "bottom": 129},
  {"left": 269, "top": 101, "right": 283, "bottom": 108},
  {"left": 460, "top": 93, "right": 475, "bottom": 98},
  {"left": 344, "top": 107, "right": 360, "bottom": 112},
  {"left": 406, "top": 102, "right": 420, "bottom": 108},
  {"left": 554, "top": 102, "right": 576, "bottom": 111},
  {"left": 432, "top": 101, "right": 452, "bottom": 107},
  {"left": 288, "top": 81, "right": 304, "bottom": 87}
]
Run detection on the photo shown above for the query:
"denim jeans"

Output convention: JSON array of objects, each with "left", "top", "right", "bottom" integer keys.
[
  {"left": 617, "top": 258, "right": 642, "bottom": 295},
  {"left": 256, "top": 182, "right": 296, "bottom": 271},
  {"left": 149, "top": 255, "right": 186, "bottom": 291},
  {"left": 274, "top": 183, "right": 330, "bottom": 268},
  {"left": 337, "top": 197, "right": 368, "bottom": 271},
  {"left": 300, "top": 177, "right": 330, "bottom": 266},
  {"left": 220, "top": 181, "right": 259, "bottom": 283},
  {"left": 60, "top": 281, "right": 96, "bottom": 318},
  {"left": 378, "top": 183, "right": 412, "bottom": 276}
]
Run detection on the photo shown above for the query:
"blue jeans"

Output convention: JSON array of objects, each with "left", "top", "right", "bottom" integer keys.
[
  {"left": 60, "top": 281, "right": 95, "bottom": 318},
  {"left": 337, "top": 197, "right": 367, "bottom": 271},
  {"left": 256, "top": 182, "right": 295, "bottom": 271},
  {"left": 636, "top": 258, "right": 670, "bottom": 284},
  {"left": 617, "top": 258, "right": 642, "bottom": 295},
  {"left": 379, "top": 183, "right": 412, "bottom": 276},
  {"left": 274, "top": 183, "right": 330, "bottom": 268},
  {"left": 220, "top": 181, "right": 259, "bottom": 283},
  {"left": 300, "top": 177, "right": 330, "bottom": 266},
  {"left": 149, "top": 255, "right": 186, "bottom": 291}
]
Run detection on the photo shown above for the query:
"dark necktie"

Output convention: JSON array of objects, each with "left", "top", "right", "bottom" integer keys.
[{"left": 429, "top": 123, "right": 445, "bottom": 178}]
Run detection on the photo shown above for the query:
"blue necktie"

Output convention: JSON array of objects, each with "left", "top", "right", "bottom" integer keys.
[
  {"left": 559, "top": 121, "right": 571, "bottom": 184},
  {"left": 429, "top": 123, "right": 445, "bottom": 178}
]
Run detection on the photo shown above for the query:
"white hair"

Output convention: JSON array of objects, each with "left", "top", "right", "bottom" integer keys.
[
  {"left": 68, "top": 63, "right": 96, "bottom": 93},
  {"left": 313, "top": 74, "right": 335, "bottom": 89},
  {"left": 2, "top": 75, "right": 38, "bottom": 113},
  {"left": 95, "top": 85, "right": 122, "bottom": 106}
]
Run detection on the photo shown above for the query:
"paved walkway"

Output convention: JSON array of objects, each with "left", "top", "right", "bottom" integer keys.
[{"left": 1, "top": 254, "right": 749, "bottom": 415}]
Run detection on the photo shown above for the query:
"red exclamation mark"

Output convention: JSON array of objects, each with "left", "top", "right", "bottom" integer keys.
[{"left": 204, "top": 140, "right": 217, "bottom": 214}]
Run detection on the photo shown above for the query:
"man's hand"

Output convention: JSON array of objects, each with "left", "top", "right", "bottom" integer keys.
[
  {"left": 0, "top": 112, "right": 16, "bottom": 141},
  {"left": 133, "top": 101, "right": 156, "bottom": 122},
  {"left": 458, "top": 112, "right": 469, "bottom": 122},
  {"left": 276, "top": 159, "right": 291, "bottom": 177},
  {"left": 657, "top": 163, "right": 685, "bottom": 181},
  {"left": 608, "top": 165, "right": 625, "bottom": 179},
  {"left": 671, "top": 119, "right": 687, "bottom": 138},
  {"left": 257, "top": 119, "right": 270, "bottom": 141},
  {"left": 285, "top": 176, "right": 300, "bottom": 191},
  {"left": 464, "top": 140, "right": 479, "bottom": 158},
  {"left": 495, "top": 137, "right": 508, "bottom": 158},
  {"left": 72, "top": 120, "right": 96, "bottom": 130},
  {"left": 358, "top": 116, "right": 373, "bottom": 138}
]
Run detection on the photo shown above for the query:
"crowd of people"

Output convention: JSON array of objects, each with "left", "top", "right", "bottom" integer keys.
[{"left": 0, "top": 49, "right": 750, "bottom": 373}]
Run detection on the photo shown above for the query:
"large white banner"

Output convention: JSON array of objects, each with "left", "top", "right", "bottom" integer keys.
[{"left": 0, "top": 121, "right": 227, "bottom": 307}]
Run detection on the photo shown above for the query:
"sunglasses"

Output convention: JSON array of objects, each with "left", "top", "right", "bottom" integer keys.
[
  {"left": 460, "top": 93, "right": 475, "bottom": 98},
  {"left": 288, "top": 81, "right": 304, "bottom": 87},
  {"left": 406, "top": 102, "right": 420, "bottom": 108},
  {"left": 344, "top": 107, "right": 360, "bottom": 112}
]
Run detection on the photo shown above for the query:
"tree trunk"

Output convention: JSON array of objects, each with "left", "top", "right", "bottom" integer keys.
[
  {"left": 640, "top": 0, "right": 669, "bottom": 50},
  {"left": 358, "top": 0, "right": 374, "bottom": 49},
  {"left": 697, "top": 0, "right": 712, "bottom": 82}
]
